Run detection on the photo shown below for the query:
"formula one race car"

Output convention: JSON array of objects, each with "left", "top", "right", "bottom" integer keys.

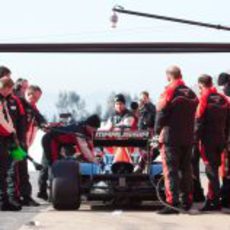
[{"left": 50, "top": 130, "right": 164, "bottom": 210}]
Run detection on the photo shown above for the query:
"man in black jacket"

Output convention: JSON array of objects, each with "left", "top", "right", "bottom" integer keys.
[
  {"left": 195, "top": 75, "right": 229, "bottom": 211},
  {"left": 138, "top": 91, "right": 156, "bottom": 131},
  {"left": 15, "top": 85, "right": 46, "bottom": 206},
  {"left": 154, "top": 66, "right": 198, "bottom": 214},
  {"left": 217, "top": 72, "right": 230, "bottom": 208},
  {"left": 133, "top": 92, "right": 156, "bottom": 173},
  {"left": 0, "top": 77, "right": 22, "bottom": 211}
]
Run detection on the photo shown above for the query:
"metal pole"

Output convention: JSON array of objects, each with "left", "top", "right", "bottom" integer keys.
[{"left": 113, "top": 6, "right": 230, "bottom": 32}]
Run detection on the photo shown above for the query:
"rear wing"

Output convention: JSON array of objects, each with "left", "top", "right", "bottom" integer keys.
[{"left": 93, "top": 130, "right": 150, "bottom": 147}]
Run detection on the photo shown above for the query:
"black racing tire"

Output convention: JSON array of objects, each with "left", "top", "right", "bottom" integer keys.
[
  {"left": 52, "top": 178, "right": 80, "bottom": 210},
  {"left": 51, "top": 160, "right": 81, "bottom": 210}
]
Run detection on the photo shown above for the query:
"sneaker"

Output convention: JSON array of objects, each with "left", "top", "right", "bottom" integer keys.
[
  {"left": 157, "top": 206, "right": 180, "bottom": 215},
  {"left": 1, "top": 199, "right": 22, "bottom": 211},
  {"left": 199, "top": 200, "right": 222, "bottom": 212},
  {"left": 37, "top": 191, "right": 48, "bottom": 201},
  {"left": 21, "top": 197, "right": 40, "bottom": 207}
]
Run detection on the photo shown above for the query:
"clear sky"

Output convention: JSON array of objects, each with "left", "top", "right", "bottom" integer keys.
[{"left": 0, "top": 0, "right": 230, "bottom": 119}]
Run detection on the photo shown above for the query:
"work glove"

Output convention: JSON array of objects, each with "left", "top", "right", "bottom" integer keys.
[{"left": 10, "top": 146, "right": 27, "bottom": 161}]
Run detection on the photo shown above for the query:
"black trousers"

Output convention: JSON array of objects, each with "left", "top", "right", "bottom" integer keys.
[
  {"left": 0, "top": 138, "right": 16, "bottom": 201},
  {"left": 160, "top": 144, "right": 193, "bottom": 205},
  {"left": 191, "top": 145, "right": 204, "bottom": 195},
  {"left": 38, "top": 133, "right": 52, "bottom": 193},
  {"left": 38, "top": 152, "right": 49, "bottom": 193},
  {"left": 17, "top": 157, "right": 32, "bottom": 198},
  {"left": 201, "top": 143, "right": 224, "bottom": 203},
  {"left": 221, "top": 149, "right": 230, "bottom": 206}
]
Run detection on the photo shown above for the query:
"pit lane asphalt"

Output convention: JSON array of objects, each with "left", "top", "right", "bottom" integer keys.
[
  {"left": 19, "top": 206, "right": 230, "bottom": 230},
  {"left": 2, "top": 169, "right": 230, "bottom": 230},
  {"left": 0, "top": 172, "right": 49, "bottom": 230}
]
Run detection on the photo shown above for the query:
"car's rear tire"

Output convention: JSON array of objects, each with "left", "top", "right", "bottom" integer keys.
[
  {"left": 52, "top": 178, "right": 80, "bottom": 210},
  {"left": 51, "top": 160, "right": 81, "bottom": 210}
]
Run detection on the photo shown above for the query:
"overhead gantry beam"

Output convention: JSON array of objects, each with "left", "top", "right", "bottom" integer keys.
[{"left": 0, "top": 43, "right": 229, "bottom": 53}]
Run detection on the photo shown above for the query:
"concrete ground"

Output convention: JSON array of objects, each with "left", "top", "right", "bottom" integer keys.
[
  {"left": 0, "top": 171, "right": 229, "bottom": 230},
  {"left": 0, "top": 173, "right": 49, "bottom": 230},
  {"left": 19, "top": 206, "right": 230, "bottom": 230}
]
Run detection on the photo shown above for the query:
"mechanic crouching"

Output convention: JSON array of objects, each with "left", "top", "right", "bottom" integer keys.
[
  {"left": 195, "top": 75, "right": 229, "bottom": 211},
  {"left": 37, "top": 114, "right": 100, "bottom": 199},
  {"left": 154, "top": 66, "right": 198, "bottom": 214}
]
